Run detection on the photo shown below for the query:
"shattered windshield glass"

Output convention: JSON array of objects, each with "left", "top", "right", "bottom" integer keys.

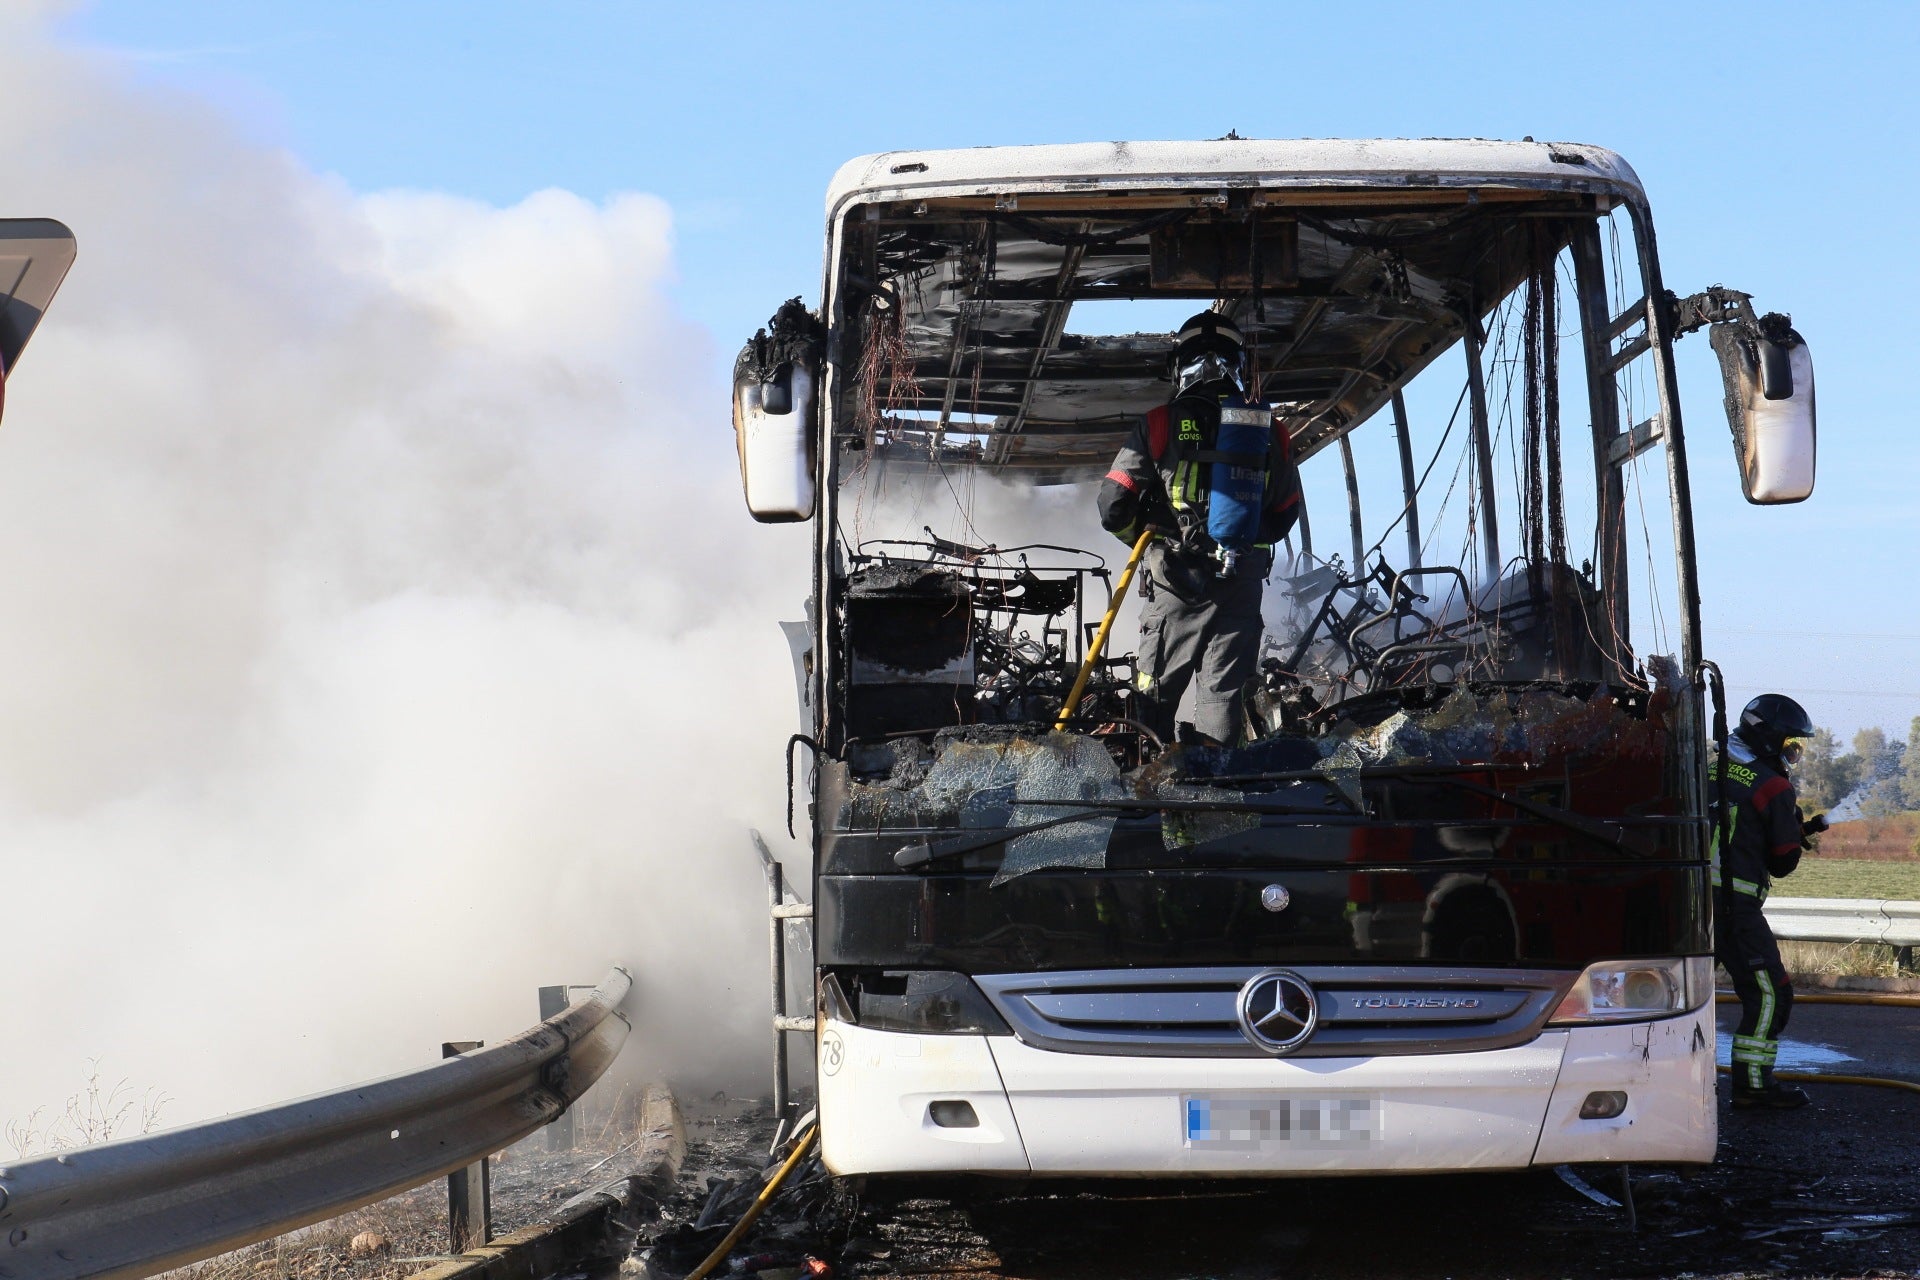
[
  {"left": 838, "top": 656, "right": 1680, "bottom": 881},
  {"left": 847, "top": 732, "right": 1126, "bottom": 885}
]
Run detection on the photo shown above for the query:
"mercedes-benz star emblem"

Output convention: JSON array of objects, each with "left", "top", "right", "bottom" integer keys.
[
  {"left": 1236, "top": 969, "right": 1319, "bottom": 1055},
  {"left": 1260, "top": 883, "right": 1291, "bottom": 913}
]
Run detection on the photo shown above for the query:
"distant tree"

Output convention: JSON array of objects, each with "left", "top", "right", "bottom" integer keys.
[
  {"left": 1794, "top": 728, "right": 1862, "bottom": 814},
  {"left": 1855, "top": 727, "right": 1910, "bottom": 817},
  {"left": 1903, "top": 716, "right": 1920, "bottom": 811},
  {"left": 1854, "top": 726, "right": 1889, "bottom": 765},
  {"left": 1858, "top": 736, "right": 1904, "bottom": 817}
]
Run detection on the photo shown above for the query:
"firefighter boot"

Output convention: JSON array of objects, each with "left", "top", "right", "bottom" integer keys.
[{"left": 1732, "top": 1068, "right": 1811, "bottom": 1110}]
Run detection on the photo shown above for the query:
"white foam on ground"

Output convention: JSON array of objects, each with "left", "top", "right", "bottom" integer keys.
[{"left": 1717, "top": 1030, "right": 1861, "bottom": 1071}]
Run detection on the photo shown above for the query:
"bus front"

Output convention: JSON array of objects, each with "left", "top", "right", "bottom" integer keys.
[{"left": 730, "top": 139, "right": 1818, "bottom": 1177}]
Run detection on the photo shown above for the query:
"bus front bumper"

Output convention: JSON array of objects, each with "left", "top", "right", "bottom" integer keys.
[{"left": 815, "top": 1007, "right": 1717, "bottom": 1176}]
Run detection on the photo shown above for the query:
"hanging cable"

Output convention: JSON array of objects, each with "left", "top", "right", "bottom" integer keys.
[
  {"left": 1523, "top": 244, "right": 1546, "bottom": 569},
  {"left": 1364, "top": 381, "right": 1468, "bottom": 563},
  {"left": 1542, "top": 237, "right": 1567, "bottom": 570}
]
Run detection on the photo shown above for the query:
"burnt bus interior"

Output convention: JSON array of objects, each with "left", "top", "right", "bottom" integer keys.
[{"left": 806, "top": 169, "right": 1715, "bottom": 972}]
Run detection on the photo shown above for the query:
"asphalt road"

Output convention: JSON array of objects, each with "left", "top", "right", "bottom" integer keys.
[{"left": 1717, "top": 997, "right": 1920, "bottom": 1082}]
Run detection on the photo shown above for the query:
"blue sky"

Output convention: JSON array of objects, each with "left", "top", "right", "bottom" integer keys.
[{"left": 55, "top": 0, "right": 1920, "bottom": 740}]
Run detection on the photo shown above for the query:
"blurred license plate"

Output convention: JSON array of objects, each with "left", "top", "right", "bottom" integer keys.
[{"left": 1184, "top": 1095, "right": 1381, "bottom": 1148}]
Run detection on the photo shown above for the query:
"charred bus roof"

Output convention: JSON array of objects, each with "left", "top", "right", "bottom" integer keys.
[{"left": 822, "top": 139, "right": 1646, "bottom": 482}]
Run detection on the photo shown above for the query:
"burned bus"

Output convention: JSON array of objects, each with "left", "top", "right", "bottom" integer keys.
[{"left": 732, "top": 140, "right": 1816, "bottom": 1176}]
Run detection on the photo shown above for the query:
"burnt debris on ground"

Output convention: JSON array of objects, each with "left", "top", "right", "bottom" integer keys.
[{"left": 640, "top": 1093, "right": 843, "bottom": 1280}]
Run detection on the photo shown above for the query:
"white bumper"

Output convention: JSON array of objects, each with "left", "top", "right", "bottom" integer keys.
[
  {"left": 817, "top": 1006, "right": 1716, "bottom": 1176},
  {"left": 1530, "top": 1008, "right": 1718, "bottom": 1166}
]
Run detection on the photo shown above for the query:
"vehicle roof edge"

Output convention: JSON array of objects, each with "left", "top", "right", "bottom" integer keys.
[{"left": 825, "top": 137, "right": 1644, "bottom": 219}]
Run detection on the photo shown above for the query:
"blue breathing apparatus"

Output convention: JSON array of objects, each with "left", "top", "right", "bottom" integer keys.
[{"left": 1206, "top": 398, "right": 1271, "bottom": 576}]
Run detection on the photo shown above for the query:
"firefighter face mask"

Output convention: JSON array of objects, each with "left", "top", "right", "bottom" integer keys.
[{"left": 1172, "top": 350, "right": 1245, "bottom": 400}]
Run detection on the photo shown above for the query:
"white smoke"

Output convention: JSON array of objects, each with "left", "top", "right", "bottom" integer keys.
[{"left": 0, "top": 11, "right": 809, "bottom": 1126}]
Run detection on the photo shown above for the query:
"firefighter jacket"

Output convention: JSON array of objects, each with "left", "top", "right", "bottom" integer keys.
[
  {"left": 1710, "top": 734, "right": 1804, "bottom": 914},
  {"left": 1096, "top": 395, "right": 1303, "bottom": 554}
]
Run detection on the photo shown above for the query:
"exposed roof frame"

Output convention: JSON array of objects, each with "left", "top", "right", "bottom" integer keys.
[
  {"left": 825, "top": 141, "right": 1639, "bottom": 481},
  {"left": 987, "top": 225, "right": 1088, "bottom": 466}
]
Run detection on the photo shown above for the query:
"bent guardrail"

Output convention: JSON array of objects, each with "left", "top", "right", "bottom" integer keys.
[
  {"left": 0, "top": 967, "right": 632, "bottom": 1280},
  {"left": 1765, "top": 897, "right": 1920, "bottom": 950}
]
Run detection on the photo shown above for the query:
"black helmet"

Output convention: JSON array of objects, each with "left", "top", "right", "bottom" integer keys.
[
  {"left": 1735, "top": 693, "right": 1815, "bottom": 759},
  {"left": 1171, "top": 311, "right": 1246, "bottom": 398}
]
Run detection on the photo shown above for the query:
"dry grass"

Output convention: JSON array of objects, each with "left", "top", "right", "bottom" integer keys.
[
  {"left": 168, "top": 1187, "right": 449, "bottom": 1280},
  {"left": 1810, "top": 813, "right": 1920, "bottom": 861},
  {"left": 5, "top": 1059, "right": 169, "bottom": 1158},
  {"left": 1779, "top": 938, "right": 1915, "bottom": 979}
]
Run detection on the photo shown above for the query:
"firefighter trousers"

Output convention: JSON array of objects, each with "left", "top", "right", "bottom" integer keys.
[
  {"left": 1134, "top": 546, "right": 1266, "bottom": 744},
  {"left": 1716, "top": 903, "right": 1794, "bottom": 1092}
]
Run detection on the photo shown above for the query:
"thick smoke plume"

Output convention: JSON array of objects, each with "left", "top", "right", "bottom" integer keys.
[{"left": 0, "top": 11, "right": 809, "bottom": 1125}]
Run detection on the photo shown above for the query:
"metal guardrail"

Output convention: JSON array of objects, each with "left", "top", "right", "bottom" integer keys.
[
  {"left": 0, "top": 967, "right": 632, "bottom": 1280},
  {"left": 1765, "top": 897, "right": 1920, "bottom": 949}
]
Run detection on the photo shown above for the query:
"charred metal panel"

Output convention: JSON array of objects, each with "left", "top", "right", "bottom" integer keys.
[
  {"left": 1149, "top": 216, "right": 1298, "bottom": 291},
  {"left": 842, "top": 564, "right": 975, "bottom": 737},
  {"left": 816, "top": 863, "right": 1707, "bottom": 972}
]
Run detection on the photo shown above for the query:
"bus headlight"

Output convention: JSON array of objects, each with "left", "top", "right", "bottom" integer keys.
[
  {"left": 822, "top": 970, "right": 1011, "bottom": 1035},
  {"left": 1547, "top": 957, "right": 1710, "bottom": 1025}
]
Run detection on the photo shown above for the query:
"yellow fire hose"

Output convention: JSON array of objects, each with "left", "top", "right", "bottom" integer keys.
[
  {"left": 1716, "top": 990, "right": 1920, "bottom": 1008},
  {"left": 1713, "top": 987, "right": 1920, "bottom": 1096},
  {"left": 684, "top": 1125, "right": 819, "bottom": 1280},
  {"left": 1055, "top": 527, "right": 1156, "bottom": 731},
  {"left": 1716, "top": 1066, "right": 1920, "bottom": 1095}
]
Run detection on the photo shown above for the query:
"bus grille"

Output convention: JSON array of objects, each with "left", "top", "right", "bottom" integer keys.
[{"left": 973, "top": 966, "right": 1578, "bottom": 1058}]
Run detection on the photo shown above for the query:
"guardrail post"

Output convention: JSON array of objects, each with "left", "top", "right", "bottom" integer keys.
[
  {"left": 539, "top": 986, "right": 576, "bottom": 1151},
  {"left": 755, "top": 830, "right": 816, "bottom": 1136},
  {"left": 442, "top": 1041, "right": 492, "bottom": 1251},
  {"left": 770, "top": 858, "right": 791, "bottom": 1126},
  {"left": 1898, "top": 945, "right": 1916, "bottom": 974}
]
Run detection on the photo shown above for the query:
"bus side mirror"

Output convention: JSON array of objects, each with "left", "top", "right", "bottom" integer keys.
[
  {"left": 1708, "top": 318, "right": 1815, "bottom": 505},
  {"left": 731, "top": 300, "right": 824, "bottom": 523},
  {"left": 0, "top": 217, "right": 80, "bottom": 428}
]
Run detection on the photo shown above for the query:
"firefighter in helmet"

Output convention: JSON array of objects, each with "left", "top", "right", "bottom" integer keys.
[
  {"left": 1096, "top": 312, "right": 1302, "bottom": 744},
  {"left": 1714, "top": 692, "right": 1826, "bottom": 1109}
]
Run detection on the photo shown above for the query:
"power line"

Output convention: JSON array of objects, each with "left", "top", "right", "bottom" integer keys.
[
  {"left": 1727, "top": 687, "right": 1920, "bottom": 699},
  {"left": 1711, "top": 625, "right": 1920, "bottom": 641}
]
